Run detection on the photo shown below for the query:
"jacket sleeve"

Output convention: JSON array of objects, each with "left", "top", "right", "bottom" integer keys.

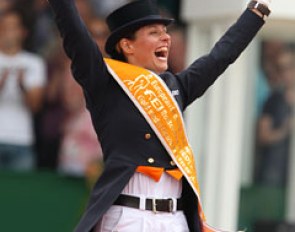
[
  {"left": 48, "top": 0, "right": 110, "bottom": 110},
  {"left": 176, "top": 9, "right": 265, "bottom": 110}
]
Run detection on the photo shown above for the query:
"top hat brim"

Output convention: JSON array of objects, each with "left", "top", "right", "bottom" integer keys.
[{"left": 105, "top": 15, "right": 174, "bottom": 55}]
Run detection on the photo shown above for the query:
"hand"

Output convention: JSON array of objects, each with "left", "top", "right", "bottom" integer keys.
[
  {"left": 17, "top": 68, "right": 26, "bottom": 93},
  {"left": 257, "top": 0, "right": 271, "bottom": 7},
  {"left": 0, "top": 69, "right": 9, "bottom": 91}
]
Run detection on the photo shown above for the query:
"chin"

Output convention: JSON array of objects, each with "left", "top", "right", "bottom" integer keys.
[
  {"left": 158, "top": 66, "right": 168, "bottom": 74},
  {"left": 154, "top": 64, "right": 168, "bottom": 74}
]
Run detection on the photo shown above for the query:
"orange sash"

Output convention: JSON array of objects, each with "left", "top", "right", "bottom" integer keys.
[{"left": 105, "top": 58, "right": 224, "bottom": 232}]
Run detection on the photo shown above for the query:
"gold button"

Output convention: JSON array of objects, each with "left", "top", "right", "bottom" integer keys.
[
  {"left": 145, "top": 133, "right": 151, "bottom": 140},
  {"left": 170, "top": 160, "right": 176, "bottom": 166},
  {"left": 148, "top": 158, "right": 155, "bottom": 164}
]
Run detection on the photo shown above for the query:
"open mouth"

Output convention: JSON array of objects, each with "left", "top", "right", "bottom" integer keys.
[{"left": 155, "top": 47, "right": 168, "bottom": 61}]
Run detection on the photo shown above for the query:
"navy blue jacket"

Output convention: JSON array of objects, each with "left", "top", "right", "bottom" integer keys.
[{"left": 48, "top": 0, "right": 264, "bottom": 231}]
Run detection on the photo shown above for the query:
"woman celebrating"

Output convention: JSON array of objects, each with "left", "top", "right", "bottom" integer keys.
[{"left": 47, "top": 0, "right": 271, "bottom": 231}]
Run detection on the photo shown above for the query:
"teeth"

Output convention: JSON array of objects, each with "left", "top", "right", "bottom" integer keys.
[
  {"left": 155, "top": 47, "right": 168, "bottom": 53},
  {"left": 155, "top": 47, "right": 168, "bottom": 60}
]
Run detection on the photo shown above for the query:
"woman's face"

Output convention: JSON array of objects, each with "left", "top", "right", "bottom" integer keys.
[
  {"left": 0, "top": 12, "right": 26, "bottom": 50},
  {"left": 123, "top": 24, "right": 171, "bottom": 74}
]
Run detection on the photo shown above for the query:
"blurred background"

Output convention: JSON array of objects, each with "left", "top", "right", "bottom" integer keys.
[{"left": 0, "top": 0, "right": 294, "bottom": 231}]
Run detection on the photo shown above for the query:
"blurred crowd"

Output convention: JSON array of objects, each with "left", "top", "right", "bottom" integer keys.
[
  {"left": 255, "top": 41, "right": 295, "bottom": 188},
  {"left": 0, "top": 0, "right": 186, "bottom": 180},
  {"left": 3, "top": 0, "right": 294, "bottom": 189}
]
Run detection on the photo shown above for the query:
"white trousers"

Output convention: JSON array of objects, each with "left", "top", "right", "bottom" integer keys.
[
  {"left": 95, "top": 172, "right": 189, "bottom": 232},
  {"left": 95, "top": 205, "right": 189, "bottom": 232}
]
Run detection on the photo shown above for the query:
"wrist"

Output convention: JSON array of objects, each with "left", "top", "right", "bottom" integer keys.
[
  {"left": 247, "top": 0, "right": 271, "bottom": 19},
  {"left": 251, "top": 8, "right": 264, "bottom": 19}
]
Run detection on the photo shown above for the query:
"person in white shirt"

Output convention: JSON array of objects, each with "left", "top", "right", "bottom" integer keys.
[{"left": 0, "top": 9, "right": 46, "bottom": 171}]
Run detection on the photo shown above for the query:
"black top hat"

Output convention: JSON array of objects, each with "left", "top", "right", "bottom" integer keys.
[{"left": 105, "top": 0, "right": 174, "bottom": 55}]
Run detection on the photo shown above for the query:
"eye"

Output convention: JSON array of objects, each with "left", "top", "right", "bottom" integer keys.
[{"left": 149, "top": 30, "right": 158, "bottom": 35}]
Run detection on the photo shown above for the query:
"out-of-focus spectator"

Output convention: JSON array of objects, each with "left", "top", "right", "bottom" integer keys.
[
  {"left": 75, "top": 0, "right": 96, "bottom": 25},
  {"left": 0, "top": 0, "right": 14, "bottom": 15},
  {"left": 30, "top": 0, "right": 57, "bottom": 56},
  {"left": 87, "top": 16, "right": 109, "bottom": 57},
  {"left": 255, "top": 48, "right": 295, "bottom": 187},
  {"left": 261, "top": 41, "right": 286, "bottom": 88},
  {"left": 34, "top": 40, "right": 66, "bottom": 170},
  {"left": 168, "top": 23, "right": 187, "bottom": 73},
  {"left": 58, "top": 16, "right": 108, "bottom": 178},
  {"left": 0, "top": 9, "right": 46, "bottom": 171},
  {"left": 12, "top": 0, "right": 37, "bottom": 51},
  {"left": 90, "top": 0, "right": 131, "bottom": 17},
  {"left": 10, "top": 0, "right": 58, "bottom": 56},
  {"left": 155, "top": 3, "right": 187, "bottom": 74},
  {"left": 34, "top": 3, "right": 108, "bottom": 171},
  {"left": 256, "top": 41, "right": 286, "bottom": 116},
  {"left": 158, "top": 0, "right": 181, "bottom": 21},
  {"left": 56, "top": 15, "right": 107, "bottom": 179},
  {"left": 58, "top": 59, "right": 103, "bottom": 178}
]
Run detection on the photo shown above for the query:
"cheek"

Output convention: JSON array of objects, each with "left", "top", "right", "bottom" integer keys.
[
  {"left": 140, "top": 42, "right": 154, "bottom": 53},
  {"left": 135, "top": 43, "right": 154, "bottom": 61},
  {"left": 136, "top": 36, "right": 156, "bottom": 51},
  {"left": 3, "top": 28, "right": 21, "bottom": 38}
]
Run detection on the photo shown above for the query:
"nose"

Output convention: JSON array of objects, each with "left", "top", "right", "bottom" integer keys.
[{"left": 160, "top": 31, "right": 171, "bottom": 43}]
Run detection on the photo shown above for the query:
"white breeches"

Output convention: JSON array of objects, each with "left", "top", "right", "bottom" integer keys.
[{"left": 95, "top": 172, "right": 189, "bottom": 232}]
